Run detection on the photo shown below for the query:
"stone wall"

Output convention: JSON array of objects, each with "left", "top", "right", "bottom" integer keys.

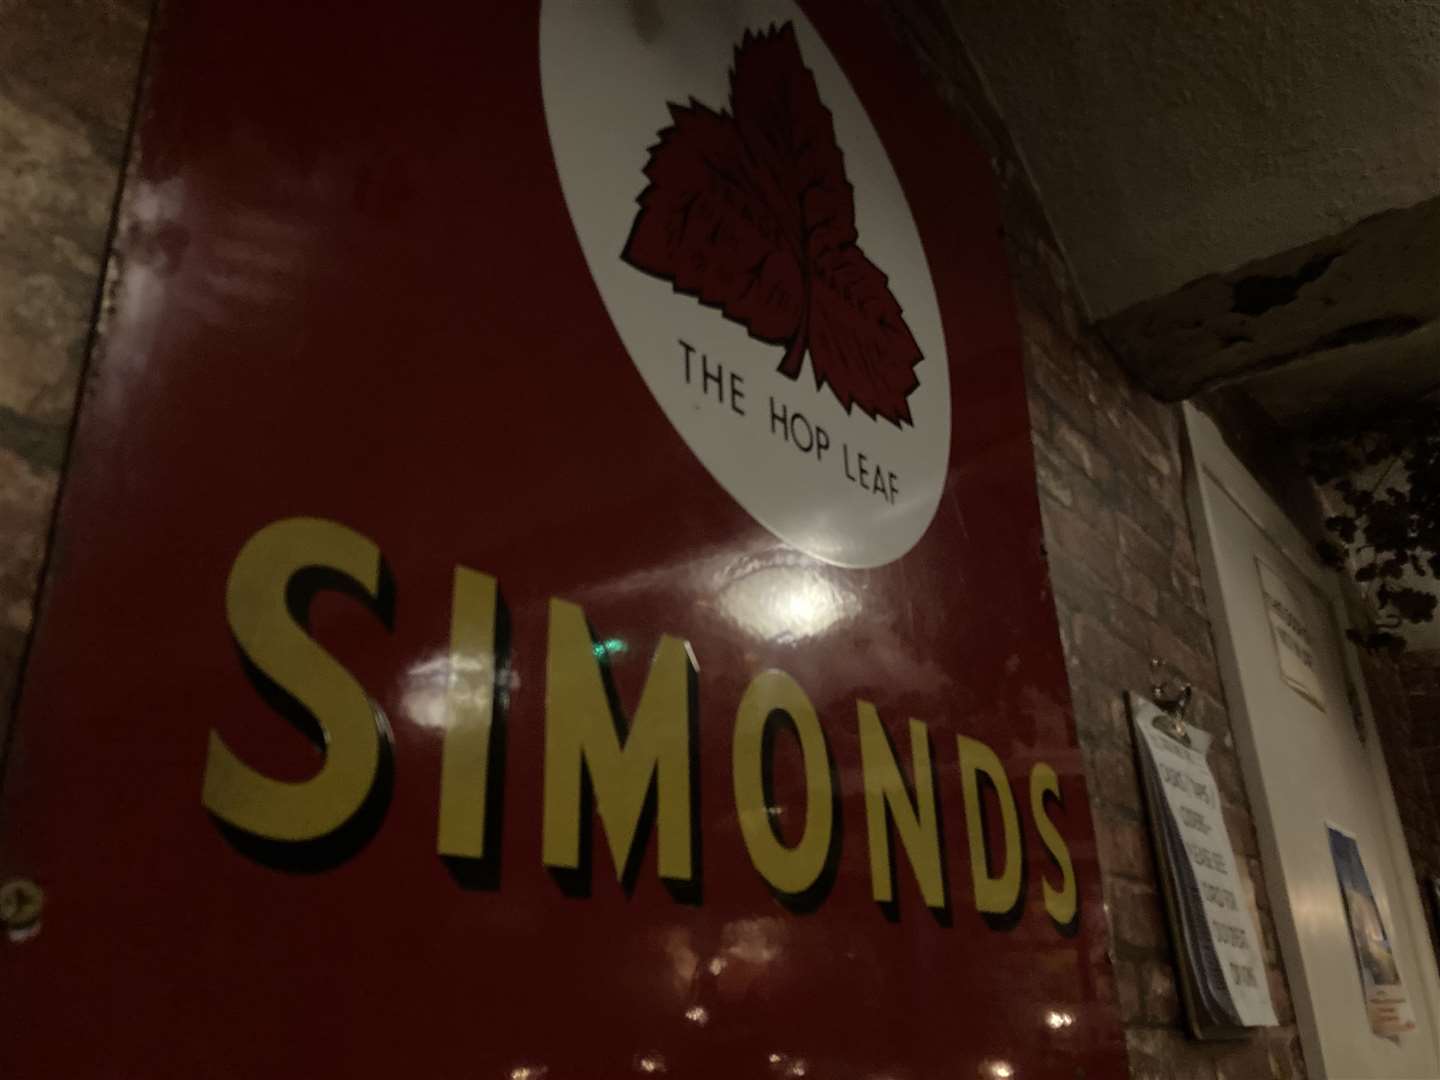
[{"left": 0, "top": 0, "right": 149, "bottom": 751}]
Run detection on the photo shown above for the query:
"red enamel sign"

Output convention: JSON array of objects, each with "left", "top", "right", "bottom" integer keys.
[{"left": 0, "top": 3, "right": 1126, "bottom": 1077}]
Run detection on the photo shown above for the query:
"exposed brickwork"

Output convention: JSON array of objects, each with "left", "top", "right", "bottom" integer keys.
[
  {"left": 1389, "top": 648, "right": 1440, "bottom": 887},
  {"left": 1402, "top": 649, "right": 1440, "bottom": 747},
  {"left": 0, "top": 0, "right": 148, "bottom": 751},
  {"left": 1019, "top": 279, "right": 1308, "bottom": 1078},
  {"left": 878, "top": 2, "right": 1309, "bottom": 1074}
]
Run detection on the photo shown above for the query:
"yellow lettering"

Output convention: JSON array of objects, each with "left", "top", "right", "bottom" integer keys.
[
  {"left": 542, "top": 597, "right": 695, "bottom": 884},
  {"left": 437, "top": 567, "right": 500, "bottom": 858},
  {"left": 957, "top": 734, "right": 1023, "bottom": 917},
  {"left": 733, "top": 670, "right": 833, "bottom": 896},
  {"left": 858, "top": 703, "right": 945, "bottom": 910},
  {"left": 202, "top": 517, "right": 389, "bottom": 844},
  {"left": 1030, "top": 762, "right": 1077, "bottom": 929}
]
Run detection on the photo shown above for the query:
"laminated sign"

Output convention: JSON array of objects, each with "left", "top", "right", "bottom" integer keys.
[
  {"left": 1328, "top": 823, "right": 1416, "bottom": 1039},
  {"left": 1131, "top": 696, "right": 1277, "bottom": 1034},
  {"left": 0, "top": 3, "right": 1127, "bottom": 1077}
]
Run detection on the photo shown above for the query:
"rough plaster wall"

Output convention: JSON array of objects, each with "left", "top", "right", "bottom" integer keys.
[
  {"left": 943, "top": 0, "right": 1440, "bottom": 319},
  {"left": 0, "top": 0, "right": 149, "bottom": 747}
]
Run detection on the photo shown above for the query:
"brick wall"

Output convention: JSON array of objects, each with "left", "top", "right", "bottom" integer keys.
[
  {"left": 880, "top": 3, "right": 1309, "bottom": 1075},
  {"left": 1025, "top": 308, "right": 1312, "bottom": 1077},
  {"left": 883, "top": 5, "right": 1440, "bottom": 1075},
  {"left": 1014, "top": 229, "right": 1309, "bottom": 1080},
  {"left": 1396, "top": 648, "right": 1440, "bottom": 883},
  {"left": 0, "top": 0, "right": 148, "bottom": 750},
  {"left": 1403, "top": 650, "right": 1440, "bottom": 724}
]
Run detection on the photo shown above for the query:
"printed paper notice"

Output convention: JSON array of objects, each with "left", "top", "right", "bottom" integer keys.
[
  {"left": 1327, "top": 823, "right": 1416, "bottom": 1039},
  {"left": 1134, "top": 711, "right": 1277, "bottom": 1026},
  {"left": 1257, "top": 557, "right": 1326, "bottom": 710}
]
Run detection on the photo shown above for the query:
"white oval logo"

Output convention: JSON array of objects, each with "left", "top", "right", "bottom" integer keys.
[{"left": 541, "top": 1, "right": 950, "bottom": 568}]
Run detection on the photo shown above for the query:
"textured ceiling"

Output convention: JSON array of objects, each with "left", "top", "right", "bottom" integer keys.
[
  {"left": 1099, "top": 196, "right": 1440, "bottom": 429},
  {"left": 945, "top": 0, "right": 1440, "bottom": 319}
]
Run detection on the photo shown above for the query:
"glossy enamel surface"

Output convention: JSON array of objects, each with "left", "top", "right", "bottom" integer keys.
[{"left": 0, "top": 3, "right": 1126, "bottom": 1076}]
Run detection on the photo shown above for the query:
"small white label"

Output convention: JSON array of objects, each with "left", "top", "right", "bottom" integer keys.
[{"left": 1257, "top": 558, "right": 1326, "bottom": 710}]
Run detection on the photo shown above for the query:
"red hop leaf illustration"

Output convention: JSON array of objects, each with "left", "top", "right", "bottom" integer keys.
[{"left": 622, "top": 23, "right": 923, "bottom": 426}]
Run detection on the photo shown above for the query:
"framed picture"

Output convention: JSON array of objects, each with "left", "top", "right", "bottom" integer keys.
[{"left": 1327, "top": 823, "right": 1415, "bottom": 1038}]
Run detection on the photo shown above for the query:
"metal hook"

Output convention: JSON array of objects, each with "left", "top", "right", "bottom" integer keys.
[{"left": 1150, "top": 658, "right": 1193, "bottom": 743}]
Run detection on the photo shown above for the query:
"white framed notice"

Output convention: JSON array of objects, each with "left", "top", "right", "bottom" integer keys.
[{"left": 1256, "top": 556, "right": 1326, "bottom": 710}]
